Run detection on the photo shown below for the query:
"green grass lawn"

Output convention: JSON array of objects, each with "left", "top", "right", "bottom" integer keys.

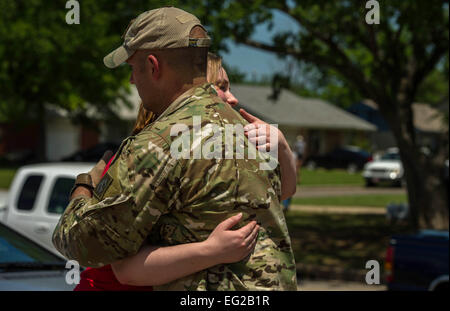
[
  {"left": 299, "top": 168, "right": 365, "bottom": 187},
  {"left": 1, "top": 166, "right": 363, "bottom": 189},
  {"left": 0, "top": 168, "right": 17, "bottom": 189},
  {"left": 292, "top": 193, "right": 408, "bottom": 207},
  {"left": 285, "top": 211, "right": 413, "bottom": 272}
]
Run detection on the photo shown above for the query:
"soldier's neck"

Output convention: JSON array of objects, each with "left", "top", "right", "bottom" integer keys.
[{"left": 153, "top": 74, "right": 207, "bottom": 117}]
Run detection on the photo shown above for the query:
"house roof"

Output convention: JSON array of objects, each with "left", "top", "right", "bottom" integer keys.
[
  {"left": 231, "top": 85, "right": 376, "bottom": 131},
  {"left": 47, "top": 84, "right": 377, "bottom": 133},
  {"left": 114, "top": 84, "right": 376, "bottom": 131},
  {"left": 413, "top": 104, "right": 448, "bottom": 133},
  {"left": 361, "top": 99, "right": 448, "bottom": 133},
  {"left": 45, "top": 87, "right": 141, "bottom": 121}
]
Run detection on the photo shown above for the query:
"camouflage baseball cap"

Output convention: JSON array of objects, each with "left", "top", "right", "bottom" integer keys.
[{"left": 103, "top": 6, "right": 210, "bottom": 68}]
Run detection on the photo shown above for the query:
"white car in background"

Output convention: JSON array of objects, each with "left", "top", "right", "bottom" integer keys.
[{"left": 363, "top": 148, "right": 404, "bottom": 187}]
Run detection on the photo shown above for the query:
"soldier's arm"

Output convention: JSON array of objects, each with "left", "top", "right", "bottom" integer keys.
[
  {"left": 111, "top": 214, "right": 259, "bottom": 286},
  {"left": 52, "top": 133, "right": 175, "bottom": 267}
]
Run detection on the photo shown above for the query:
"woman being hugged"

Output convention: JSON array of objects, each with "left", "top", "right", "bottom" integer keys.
[{"left": 74, "top": 52, "right": 296, "bottom": 290}]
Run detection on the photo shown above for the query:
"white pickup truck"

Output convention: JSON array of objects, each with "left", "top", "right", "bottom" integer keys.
[{"left": 0, "top": 163, "right": 94, "bottom": 258}]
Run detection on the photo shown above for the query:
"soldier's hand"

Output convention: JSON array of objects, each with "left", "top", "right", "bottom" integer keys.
[
  {"left": 204, "top": 213, "right": 260, "bottom": 264},
  {"left": 89, "top": 150, "right": 114, "bottom": 187}
]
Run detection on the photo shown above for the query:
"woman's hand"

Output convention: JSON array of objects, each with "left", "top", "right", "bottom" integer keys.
[
  {"left": 111, "top": 213, "right": 260, "bottom": 286},
  {"left": 240, "top": 108, "right": 287, "bottom": 152},
  {"left": 203, "top": 213, "right": 260, "bottom": 264}
]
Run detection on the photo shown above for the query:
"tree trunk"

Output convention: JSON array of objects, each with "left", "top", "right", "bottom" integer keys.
[
  {"left": 401, "top": 151, "right": 449, "bottom": 230},
  {"left": 389, "top": 98, "right": 449, "bottom": 231}
]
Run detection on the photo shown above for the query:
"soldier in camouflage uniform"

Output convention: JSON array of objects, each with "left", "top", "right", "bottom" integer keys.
[{"left": 52, "top": 7, "right": 297, "bottom": 291}]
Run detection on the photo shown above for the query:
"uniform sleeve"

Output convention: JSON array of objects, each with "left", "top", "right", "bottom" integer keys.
[{"left": 52, "top": 132, "right": 179, "bottom": 267}]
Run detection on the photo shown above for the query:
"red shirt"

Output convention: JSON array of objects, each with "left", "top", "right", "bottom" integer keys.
[{"left": 74, "top": 155, "right": 153, "bottom": 291}]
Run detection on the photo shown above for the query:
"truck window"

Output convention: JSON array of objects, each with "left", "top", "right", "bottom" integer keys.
[
  {"left": 17, "top": 175, "right": 44, "bottom": 211},
  {"left": 47, "top": 177, "right": 75, "bottom": 214}
]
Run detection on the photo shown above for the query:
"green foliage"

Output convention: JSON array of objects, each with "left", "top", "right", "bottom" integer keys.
[
  {"left": 1, "top": 1, "right": 447, "bottom": 122},
  {"left": 191, "top": 1, "right": 449, "bottom": 106},
  {"left": 222, "top": 62, "right": 246, "bottom": 84},
  {"left": 416, "top": 66, "right": 449, "bottom": 107},
  {"left": 188, "top": 0, "right": 449, "bottom": 229},
  {"left": 0, "top": 168, "right": 17, "bottom": 189},
  {"left": 0, "top": 0, "right": 182, "bottom": 123},
  {"left": 290, "top": 69, "right": 363, "bottom": 109}
]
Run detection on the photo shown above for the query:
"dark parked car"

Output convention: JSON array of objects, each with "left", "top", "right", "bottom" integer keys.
[
  {"left": 61, "top": 142, "right": 120, "bottom": 162},
  {"left": 305, "top": 145, "right": 372, "bottom": 172},
  {"left": 0, "top": 221, "right": 76, "bottom": 290},
  {"left": 385, "top": 230, "right": 449, "bottom": 291},
  {"left": 0, "top": 149, "right": 38, "bottom": 166}
]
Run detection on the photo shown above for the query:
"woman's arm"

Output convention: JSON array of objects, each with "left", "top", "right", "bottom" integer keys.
[
  {"left": 276, "top": 132, "right": 298, "bottom": 200},
  {"left": 111, "top": 213, "right": 259, "bottom": 286},
  {"left": 240, "top": 109, "right": 297, "bottom": 200}
]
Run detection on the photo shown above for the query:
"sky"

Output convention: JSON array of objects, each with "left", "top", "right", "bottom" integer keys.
[{"left": 221, "top": 10, "right": 301, "bottom": 81}]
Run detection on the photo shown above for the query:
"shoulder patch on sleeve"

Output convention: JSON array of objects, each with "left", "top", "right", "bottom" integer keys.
[{"left": 93, "top": 172, "right": 113, "bottom": 201}]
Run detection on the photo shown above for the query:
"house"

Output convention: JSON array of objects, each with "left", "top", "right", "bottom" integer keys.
[
  {"left": 348, "top": 99, "right": 448, "bottom": 152},
  {"left": 0, "top": 103, "right": 134, "bottom": 162},
  {"left": 0, "top": 84, "right": 377, "bottom": 162},
  {"left": 230, "top": 84, "right": 376, "bottom": 158},
  {"left": 93, "top": 84, "right": 378, "bottom": 160}
]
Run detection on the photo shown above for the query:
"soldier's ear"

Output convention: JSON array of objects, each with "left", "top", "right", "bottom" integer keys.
[{"left": 147, "top": 54, "right": 160, "bottom": 79}]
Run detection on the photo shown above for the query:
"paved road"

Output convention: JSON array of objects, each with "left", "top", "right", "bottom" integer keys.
[
  {"left": 294, "top": 185, "right": 406, "bottom": 198},
  {"left": 298, "top": 279, "right": 386, "bottom": 291}
]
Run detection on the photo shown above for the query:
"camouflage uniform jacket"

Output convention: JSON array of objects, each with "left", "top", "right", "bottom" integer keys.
[{"left": 52, "top": 83, "right": 297, "bottom": 290}]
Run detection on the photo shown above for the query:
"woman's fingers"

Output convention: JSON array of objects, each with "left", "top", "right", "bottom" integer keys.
[
  {"left": 247, "top": 231, "right": 258, "bottom": 252},
  {"left": 248, "top": 135, "right": 269, "bottom": 145},
  {"left": 243, "top": 223, "right": 260, "bottom": 246},
  {"left": 256, "top": 143, "right": 272, "bottom": 151},
  {"left": 244, "top": 123, "right": 267, "bottom": 134},
  {"left": 240, "top": 224, "right": 259, "bottom": 261},
  {"left": 240, "top": 108, "right": 259, "bottom": 123},
  {"left": 237, "top": 220, "right": 257, "bottom": 239},
  {"left": 216, "top": 213, "right": 243, "bottom": 231},
  {"left": 244, "top": 230, "right": 259, "bottom": 260}
]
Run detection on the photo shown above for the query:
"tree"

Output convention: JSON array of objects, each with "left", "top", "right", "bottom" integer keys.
[
  {"left": 0, "top": 0, "right": 173, "bottom": 160},
  {"left": 193, "top": 0, "right": 449, "bottom": 230},
  {"left": 1, "top": 0, "right": 448, "bottom": 230}
]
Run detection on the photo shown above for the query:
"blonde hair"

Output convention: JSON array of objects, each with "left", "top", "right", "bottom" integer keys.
[
  {"left": 207, "top": 52, "right": 222, "bottom": 85},
  {"left": 131, "top": 102, "right": 155, "bottom": 135}
]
